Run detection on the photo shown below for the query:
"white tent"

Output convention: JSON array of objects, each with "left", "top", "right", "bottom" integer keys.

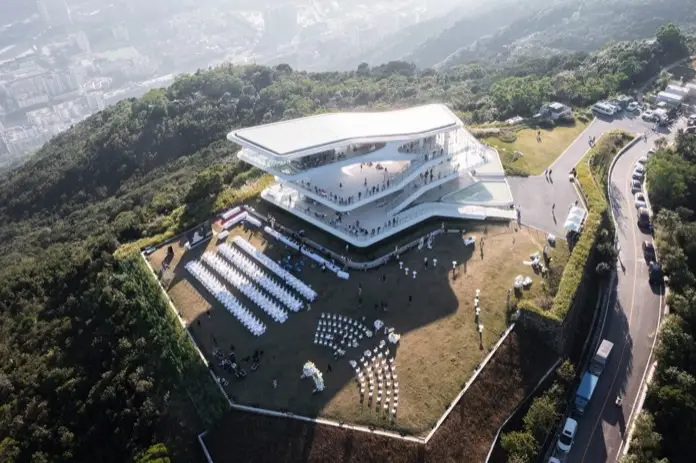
[{"left": 564, "top": 206, "right": 587, "bottom": 232}]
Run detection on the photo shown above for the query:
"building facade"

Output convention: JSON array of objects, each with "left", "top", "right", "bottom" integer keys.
[{"left": 228, "top": 104, "right": 515, "bottom": 247}]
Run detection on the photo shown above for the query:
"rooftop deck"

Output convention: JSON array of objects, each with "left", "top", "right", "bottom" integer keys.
[{"left": 229, "top": 104, "right": 461, "bottom": 158}]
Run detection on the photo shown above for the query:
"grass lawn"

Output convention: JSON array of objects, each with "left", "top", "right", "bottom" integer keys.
[
  {"left": 148, "top": 220, "right": 569, "bottom": 436},
  {"left": 484, "top": 122, "right": 587, "bottom": 176}
]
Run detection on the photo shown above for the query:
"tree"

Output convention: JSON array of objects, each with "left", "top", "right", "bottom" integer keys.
[
  {"left": 557, "top": 360, "right": 576, "bottom": 385},
  {"left": 135, "top": 443, "right": 171, "bottom": 463},
  {"left": 622, "top": 412, "right": 662, "bottom": 463},
  {"left": 0, "top": 438, "right": 20, "bottom": 463},
  {"left": 523, "top": 394, "right": 560, "bottom": 441},
  {"left": 501, "top": 431, "right": 538, "bottom": 462},
  {"left": 356, "top": 62, "right": 370, "bottom": 76},
  {"left": 186, "top": 167, "right": 225, "bottom": 203},
  {"left": 655, "top": 315, "right": 696, "bottom": 374},
  {"left": 654, "top": 137, "right": 668, "bottom": 150},
  {"left": 656, "top": 23, "right": 689, "bottom": 58}
]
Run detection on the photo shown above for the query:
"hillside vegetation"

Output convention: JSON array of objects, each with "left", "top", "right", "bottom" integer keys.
[
  {"left": 0, "top": 25, "right": 691, "bottom": 462},
  {"left": 407, "top": 0, "right": 696, "bottom": 69}
]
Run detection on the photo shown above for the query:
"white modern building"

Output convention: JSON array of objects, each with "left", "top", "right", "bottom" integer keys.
[{"left": 228, "top": 104, "right": 515, "bottom": 247}]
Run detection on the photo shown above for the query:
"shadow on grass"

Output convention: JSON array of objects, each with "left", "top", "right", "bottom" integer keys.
[
  {"left": 155, "top": 217, "right": 496, "bottom": 435},
  {"left": 201, "top": 330, "right": 557, "bottom": 463},
  {"left": 147, "top": 204, "right": 561, "bottom": 460}
]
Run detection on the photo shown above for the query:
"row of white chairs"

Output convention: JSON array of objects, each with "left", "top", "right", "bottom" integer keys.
[
  {"left": 320, "top": 313, "right": 372, "bottom": 333},
  {"left": 202, "top": 253, "right": 288, "bottom": 324},
  {"left": 185, "top": 261, "right": 266, "bottom": 336},
  {"left": 232, "top": 236, "right": 317, "bottom": 301},
  {"left": 218, "top": 243, "right": 303, "bottom": 312},
  {"left": 316, "top": 326, "right": 361, "bottom": 348}
]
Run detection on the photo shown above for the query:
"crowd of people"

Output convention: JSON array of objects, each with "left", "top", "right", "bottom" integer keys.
[{"left": 289, "top": 137, "right": 456, "bottom": 206}]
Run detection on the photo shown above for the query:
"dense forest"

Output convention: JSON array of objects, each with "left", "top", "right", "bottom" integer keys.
[
  {"left": 625, "top": 131, "right": 696, "bottom": 463},
  {"left": 0, "top": 24, "right": 692, "bottom": 462}
]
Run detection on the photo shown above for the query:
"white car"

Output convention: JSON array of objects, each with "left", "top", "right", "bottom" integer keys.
[
  {"left": 634, "top": 163, "right": 645, "bottom": 174},
  {"left": 637, "top": 156, "right": 648, "bottom": 165},
  {"left": 627, "top": 101, "right": 640, "bottom": 112},
  {"left": 557, "top": 417, "right": 578, "bottom": 453},
  {"left": 635, "top": 192, "right": 647, "bottom": 208},
  {"left": 642, "top": 110, "right": 654, "bottom": 121},
  {"left": 632, "top": 179, "right": 642, "bottom": 192},
  {"left": 647, "top": 148, "right": 656, "bottom": 157},
  {"left": 632, "top": 169, "right": 644, "bottom": 180}
]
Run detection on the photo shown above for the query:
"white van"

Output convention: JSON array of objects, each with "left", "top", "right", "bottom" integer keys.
[
  {"left": 557, "top": 417, "right": 578, "bottom": 453},
  {"left": 592, "top": 103, "right": 615, "bottom": 116}
]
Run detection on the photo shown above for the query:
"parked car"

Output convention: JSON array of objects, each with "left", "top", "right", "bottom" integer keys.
[
  {"left": 649, "top": 261, "right": 663, "bottom": 284},
  {"left": 557, "top": 417, "right": 578, "bottom": 453},
  {"left": 634, "top": 163, "right": 645, "bottom": 174},
  {"left": 627, "top": 101, "right": 640, "bottom": 112},
  {"left": 642, "top": 110, "right": 655, "bottom": 121},
  {"left": 635, "top": 193, "right": 647, "bottom": 208},
  {"left": 631, "top": 179, "right": 642, "bottom": 192},
  {"left": 647, "top": 148, "right": 656, "bottom": 157},
  {"left": 643, "top": 241, "right": 656, "bottom": 262},
  {"left": 637, "top": 156, "right": 648, "bottom": 165},
  {"left": 638, "top": 207, "right": 651, "bottom": 229},
  {"left": 632, "top": 169, "right": 644, "bottom": 180}
]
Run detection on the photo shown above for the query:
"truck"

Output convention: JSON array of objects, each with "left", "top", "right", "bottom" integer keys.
[
  {"left": 589, "top": 339, "right": 614, "bottom": 376},
  {"left": 575, "top": 339, "right": 614, "bottom": 414},
  {"left": 575, "top": 372, "right": 599, "bottom": 415}
]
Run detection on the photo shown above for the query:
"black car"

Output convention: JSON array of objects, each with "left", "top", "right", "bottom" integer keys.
[
  {"left": 649, "top": 261, "right": 663, "bottom": 284},
  {"left": 643, "top": 241, "right": 656, "bottom": 262},
  {"left": 638, "top": 208, "right": 651, "bottom": 230}
]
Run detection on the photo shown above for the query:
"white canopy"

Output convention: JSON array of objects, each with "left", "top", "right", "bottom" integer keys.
[{"left": 564, "top": 206, "right": 587, "bottom": 232}]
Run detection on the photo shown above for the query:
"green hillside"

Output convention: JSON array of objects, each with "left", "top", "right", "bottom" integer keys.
[{"left": 407, "top": 0, "right": 696, "bottom": 69}]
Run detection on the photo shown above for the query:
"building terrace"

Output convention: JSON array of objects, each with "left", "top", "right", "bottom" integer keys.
[{"left": 229, "top": 104, "right": 515, "bottom": 247}]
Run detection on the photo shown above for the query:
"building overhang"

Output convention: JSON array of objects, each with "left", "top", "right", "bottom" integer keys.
[{"left": 227, "top": 104, "right": 463, "bottom": 161}]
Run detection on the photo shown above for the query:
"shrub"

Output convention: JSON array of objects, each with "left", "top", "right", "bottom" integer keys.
[
  {"left": 504, "top": 165, "right": 531, "bottom": 177},
  {"left": 501, "top": 431, "right": 539, "bottom": 462},
  {"left": 498, "top": 129, "right": 518, "bottom": 143},
  {"left": 523, "top": 394, "right": 560, "bottom": 442}
]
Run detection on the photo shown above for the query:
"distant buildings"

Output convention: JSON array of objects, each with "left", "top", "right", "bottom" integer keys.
[
  {"left": 74, "top": 31, "right": 91, "bottom": 54},
  {"left": 85, "top": 93, "right": 106, "bottom": 112},
  {"left": 37, "top": 0, "right": 72, "bottom": 27}
]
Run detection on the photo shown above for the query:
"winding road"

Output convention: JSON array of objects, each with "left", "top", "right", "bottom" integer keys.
[{"left": 509, "top": 111, "right": 687, "bottom": 463}]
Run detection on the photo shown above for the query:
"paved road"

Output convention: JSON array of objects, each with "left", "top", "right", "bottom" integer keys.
[
  {"left": 569, "top": 116, "right": 686, "bottom": 463},
  {"left": 508, "top": 112, "right": 659, "bottom": 237},
  {"left": 509, "top": 111, "right": 686, "bottom": 463}
]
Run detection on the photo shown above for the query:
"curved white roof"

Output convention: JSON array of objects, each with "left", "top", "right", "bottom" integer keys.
[{"left": 228, "top": 104, "right": 461, "bottom": 158}]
